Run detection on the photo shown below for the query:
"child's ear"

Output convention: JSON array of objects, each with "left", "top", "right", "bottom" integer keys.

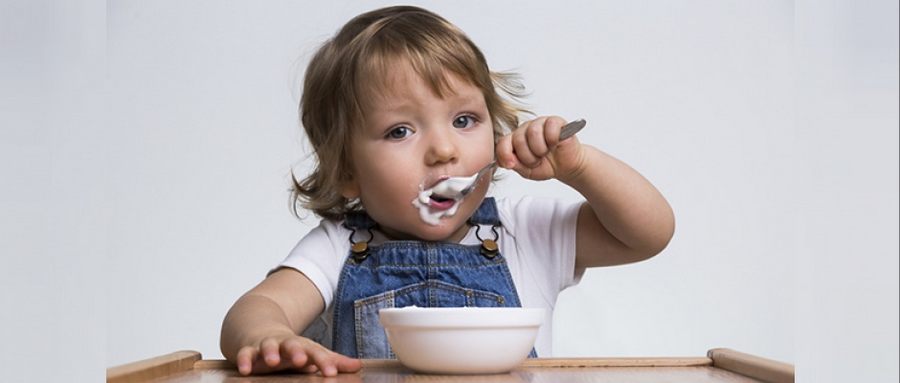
[{"left": 340, "top": 179, "right": 360, "bottom": 200}]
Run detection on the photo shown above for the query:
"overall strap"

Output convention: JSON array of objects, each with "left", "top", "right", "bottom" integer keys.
[
  {"left": 343, "top": 210, "right": 378, "bottom": 231},
  {"left": 468, "top": 197, "right": 500, "bottom": 226}
]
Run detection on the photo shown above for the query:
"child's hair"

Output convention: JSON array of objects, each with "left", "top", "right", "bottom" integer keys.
[{"left": 291, "top": 5, "right": 528, "bottom": 220}]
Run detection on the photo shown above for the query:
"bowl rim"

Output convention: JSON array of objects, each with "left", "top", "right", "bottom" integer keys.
[{"left": 378, "top": 307, "right": 545, "bottom": 328}]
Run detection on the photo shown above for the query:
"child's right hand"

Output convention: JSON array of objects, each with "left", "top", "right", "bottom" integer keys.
[
  {"left": 235, "top": 333, "right": 361, "bottom": 376},
  {"left": 496, "top": 116, "right": 587, "bottom": 184},
  {"left": 221, "top": 269, "right": 360, "bottom": 376}
]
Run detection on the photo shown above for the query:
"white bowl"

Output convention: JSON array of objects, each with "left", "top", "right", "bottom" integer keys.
[{"left": 378, "top": 307, "right": 544, "bottom": 374}]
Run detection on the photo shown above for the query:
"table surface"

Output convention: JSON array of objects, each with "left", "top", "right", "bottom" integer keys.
[{"left": 107, "top": 348, "right": 794, "bottom": 383}]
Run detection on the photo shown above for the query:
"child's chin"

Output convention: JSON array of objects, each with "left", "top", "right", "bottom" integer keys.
[{"left": 415, "top": 220, "right": 467, "bottom": 241}]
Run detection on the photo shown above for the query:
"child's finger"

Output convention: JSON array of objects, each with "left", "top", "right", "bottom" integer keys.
[
  {"left": 235, "top": 346, "right": 258, "bottom": 376},
  {"left": 259, "top": 338, "right": 282, "bottom": 367},
  {"left": 541, "top": 116, "right": 566, "bottom": 149},
  {"left": 281, "top": 338, "right": 309, "bottom": 368},
  {"left": 334, "top": 355, "right": 363, "bottom": 373},
  {"left": 306, "top": 345, "right": 342, "bottom": 377},
  {"left": 495, "top": 133, "right": 517, "bottom": 169},
  {"left": 306, "top": 346, "right": 360, "bottom": 377},
  {"left": 301, "top": 364, "right": 319, "bottom": 373},
  {"left": 525, "top": 119, "right": 551, "bottom": 158},
  {"left": 512, "top": 126, "right": 540, "bottom": 168}
]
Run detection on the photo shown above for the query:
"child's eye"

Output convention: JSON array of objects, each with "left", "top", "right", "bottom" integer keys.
[
  {"left": 452, "top": 115, "right": 477, "bottom": 129},
  {"left": 386, "top": 126, "right": 413, "bottom": 140}
]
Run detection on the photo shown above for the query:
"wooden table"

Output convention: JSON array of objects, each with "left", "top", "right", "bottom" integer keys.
[{"left": 107, "top": 348, "right": 793, "bottom": 383}]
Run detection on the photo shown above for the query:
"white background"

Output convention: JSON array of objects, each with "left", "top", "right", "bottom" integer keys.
[{"left": 1, "top": 1, "right": 896, "bottom": 382}]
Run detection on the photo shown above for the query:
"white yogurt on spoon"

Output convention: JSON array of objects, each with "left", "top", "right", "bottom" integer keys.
[{"left": 430, "top": 174, "right": 478, "bottom": 197}]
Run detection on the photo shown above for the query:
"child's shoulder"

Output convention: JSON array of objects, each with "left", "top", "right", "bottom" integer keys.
[
  {"left": 292, "top": 217, "right": 352, "bottom": 253},
  {"left": 311, "top": 215, "right": 352, "bottom": 236},
  {"left": 303, "top": 214, "right": 392, "bottom": 247}
]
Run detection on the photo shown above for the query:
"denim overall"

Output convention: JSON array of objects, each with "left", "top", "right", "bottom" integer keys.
[{"left": 330, "top": 198, "right": 537, "bottom": 359}]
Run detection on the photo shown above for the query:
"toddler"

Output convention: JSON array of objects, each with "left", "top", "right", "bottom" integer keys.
[{"left": 220, "top": 5, "right": 674, "bottom": 376}]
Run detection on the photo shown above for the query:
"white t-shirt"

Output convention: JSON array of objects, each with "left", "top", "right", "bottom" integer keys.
[{"left": 277, "top": 196, "right": 584, "bottom": 356}]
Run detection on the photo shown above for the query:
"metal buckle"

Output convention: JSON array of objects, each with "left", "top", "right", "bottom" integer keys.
[
  {"left": 349, "top": 227, "right": 374, "bottom": 263},
  {"left": 474, "top": 223, "right": 500, "bottom": 259}
]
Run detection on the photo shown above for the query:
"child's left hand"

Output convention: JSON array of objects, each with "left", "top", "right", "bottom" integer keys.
[{"left": 495, "top": 116, "right": 586, "bottom": 183}]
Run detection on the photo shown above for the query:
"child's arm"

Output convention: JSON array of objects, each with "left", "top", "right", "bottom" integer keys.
[
  {"left": 220, "top": 268, "right": 362, "bottom": 376},
  {"left": 496, "top": 116, "right": 675, "bottom": 269}
]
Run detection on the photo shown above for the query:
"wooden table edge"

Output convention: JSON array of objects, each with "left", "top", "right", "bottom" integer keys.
[
  {"left": 190, "top": 356, "right": 714, "bottom": 370},
  {"left": 708, "top": 348, "right": 795, "bottom": 383},
  {"left": 107, "top": 350, "right": 201, "bottom": 383},
  {"left": 107, "top": 348, "right": 795, "bottom": 383}
]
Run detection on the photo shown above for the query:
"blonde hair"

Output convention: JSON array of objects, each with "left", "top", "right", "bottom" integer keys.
[{"left": 292, "top": 5, "right": 528, "bottom": 220}]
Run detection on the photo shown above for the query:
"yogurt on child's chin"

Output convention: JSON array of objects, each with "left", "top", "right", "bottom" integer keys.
[{"left": 410, "top": 175, "right": 477, "bottom": 226}]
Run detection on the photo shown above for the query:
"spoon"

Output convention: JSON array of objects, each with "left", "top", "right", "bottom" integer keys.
[{"left": 441, "top": 118, "right": 587, "bottom": 197}]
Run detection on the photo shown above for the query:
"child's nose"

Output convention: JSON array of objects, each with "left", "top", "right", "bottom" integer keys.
[{"left": 424, "top": 126, "right": 459, "bottom": 165}]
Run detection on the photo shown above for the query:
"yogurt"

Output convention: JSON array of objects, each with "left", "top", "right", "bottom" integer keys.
[
  {"left": 410, "top": 173, "right": 479, "bottom": 226},
  {"left": 430, "top": 174, "right": 478, "bottom": 197}
]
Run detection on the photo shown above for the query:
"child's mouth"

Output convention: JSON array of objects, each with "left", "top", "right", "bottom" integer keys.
[
  {"left": 428, "top": 193, "right": 456, "bottom": 210},
  {"left": 411, "top": 174, "right": 466, "bottom": 225}
]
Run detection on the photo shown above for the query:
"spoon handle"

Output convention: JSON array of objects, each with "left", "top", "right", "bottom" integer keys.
[{"left": 559, "top": 118, "right": 587, "bottom": 141}]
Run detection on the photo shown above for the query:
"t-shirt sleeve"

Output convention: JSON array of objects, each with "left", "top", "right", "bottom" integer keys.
[
  {"left": 273, "top": 219, "right": 349, "bottom": 310},
  {"left": 498, "top": 196, "right": 585, "bottom": 291}
]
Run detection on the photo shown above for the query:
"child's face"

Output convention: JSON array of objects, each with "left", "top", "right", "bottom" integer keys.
[{"left": 342, "top": 62, "right": 494, "bottom": 242}]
